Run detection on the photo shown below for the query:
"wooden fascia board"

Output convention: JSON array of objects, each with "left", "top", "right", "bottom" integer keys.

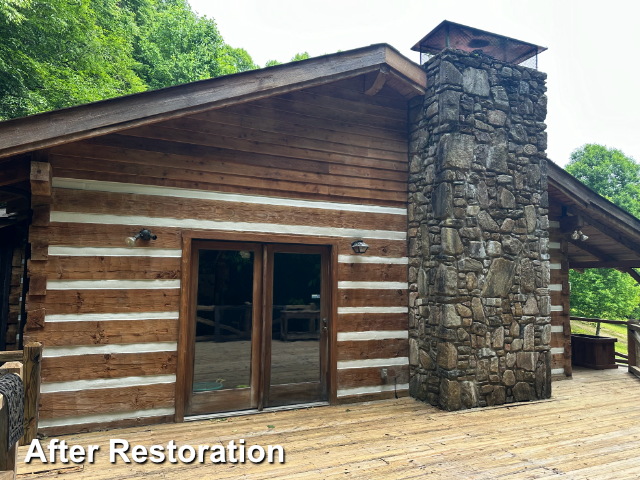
[
  {"left": 0, "top": 44, "right": 425, "bottom": 160},
  {"left": 384, "top": 47, "right": 427, "bottom": 92},
  {"left": 570, "top": 261, "right": 640, "bottom": 269},
  {"left": 548, "top": 160, "right": 640, "bottom": 244}
]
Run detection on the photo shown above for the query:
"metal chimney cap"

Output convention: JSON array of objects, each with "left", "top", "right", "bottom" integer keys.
[{"left": 411, "top": 20, "right": 547, "bottom": 66}]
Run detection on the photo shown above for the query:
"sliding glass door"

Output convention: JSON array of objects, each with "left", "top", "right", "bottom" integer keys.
[{"left": 185, "top": 241, "right": 329, "bottom": 416}]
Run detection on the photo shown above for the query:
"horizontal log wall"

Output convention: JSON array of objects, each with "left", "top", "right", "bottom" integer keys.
[
  {"left": 548, "top": 197, "right": 572, "bottom": 379},
  {"left": 27, "top": 77, "right": 410, "bottom": 434}
]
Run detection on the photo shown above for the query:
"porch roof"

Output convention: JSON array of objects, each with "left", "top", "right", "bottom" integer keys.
[{"left": 547, "top": 159, "right": 640, "bottom": 277}]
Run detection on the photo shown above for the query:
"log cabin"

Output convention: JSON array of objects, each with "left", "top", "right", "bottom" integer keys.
[{"left": 1, "top": 21, "right": 640, "bottom": 435}]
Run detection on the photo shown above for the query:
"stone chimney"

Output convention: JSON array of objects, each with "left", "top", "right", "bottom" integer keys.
[{"left": 407, "top": 46, "right": 552, "bottom": 410}]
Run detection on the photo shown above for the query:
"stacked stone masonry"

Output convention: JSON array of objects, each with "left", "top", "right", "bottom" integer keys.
[{"left": 407, "top": 48, "right": 552, "bottom": 411}]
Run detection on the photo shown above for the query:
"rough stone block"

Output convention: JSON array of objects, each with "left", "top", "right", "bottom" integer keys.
[
  {"left": 513, "top": 382, "right": 534, "bottom": 402},
  {"left": 523, "top": 323, "right": 535, "bottom": 351},
  {"left": 489, "top": 386, "right": 506, "bottom": 406},
  {"left": 418, "top": 268, "right": 429, "bottom": 297},
  {"left": 458, "top": 257, "right": 483, "bottom": 272},
  {"left": 441, "top": 227, "right": 463, "bottom": 255},
  {"left": 520, "top": 258, "right": 536, "bottom": 293},
  {"left": 420, "top": 349, "right": 434, "bottom": 370},
  {"left": 486, "top": 143, "right": 508, "bottom": 173},
  {"left": 438, "top": 133, "right": 475, "bottom": 171},
  {"left": 487, "top": 110, "right": 507, "bottom": 126},
  {"left": 434, "top": 263, "right": 458, "bottom": 297},
  {"left": 439, "top": 90, "right": 461, "bottom": 123},
  {"left": 460, "top": 381, "right": 479, "bottom": 408},
  {"left": 433, "top": 182, "right": 453, "bottom": 219},
  {"left": 472, "top": 297, "right": 485, "bottom": 322},
  {"left": 517, "top": 352, "right": 536, "bottom": 371},
  {"left": 409, "top": 338, "right": 419, "bottom": 366},
  {"left": 535, "top": 351, "right": 552, "bottom": 399},
  {"left": 442, "top": 304, "right": 462, "bottom": 328},
  {"left": 486, "top": 241, "right": 502, "bottom": 256},
  {"left": 502, "top": 236, "right": 522, "bottom": 255},
  {"left": 437, "top": 342, "right": 458, "bottom": 370},
  {"left": 503, "top": 370, "right": 516, "bottom": 386},
  {"left": 478, "top": 211, "right": 499, "bottom": 231},
  {"left": 523, "top": 296, "right": 539, "bottom": 315},
  {"left": 439, "top": 378, "right": 462, "bottom": 411},
  {"left": 439, "top": 61, "right": 462, "bottom": 86},
  {"left": 482, "top": 258, "right": 516, "bottom": 297},
  {"left": 462, "top": 67, "right": 490, "bottom": 96},
  {"left": 492, "top": 326, "right": 505, "bottom": 349},
  {"left": 498, "top": 187, "right": 516, "bottom": 208},
  {"left": 491, "top": 86, "right": 510, "bottom": 111}
]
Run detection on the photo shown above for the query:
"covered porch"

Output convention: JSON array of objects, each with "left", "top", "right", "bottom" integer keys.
[{"left": 17, "top": 367, "right": 640, "bottom": 479}]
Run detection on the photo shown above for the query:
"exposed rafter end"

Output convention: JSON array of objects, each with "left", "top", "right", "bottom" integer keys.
[{"left": 364, "top": 65, "right": 390, "bottom": 96}]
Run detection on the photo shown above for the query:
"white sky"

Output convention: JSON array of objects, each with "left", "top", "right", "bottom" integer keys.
[{"left": 189, "top": 0, "right": 640, "bottom": 167}]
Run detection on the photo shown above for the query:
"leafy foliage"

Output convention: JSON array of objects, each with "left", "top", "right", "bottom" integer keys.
[
  {"left": 566, "top": 144, "right": 640, "bottom": 321},
  {"left": 0, "top": 0, "right": 257, "bottom": 121},
  {"left": 569, "top": 268, "right": 640, "bottom": 320},
  {"left": 290, "top": 52, "right": 310, "bottom": 62},
  {"left": 264, "top": 52, "right": 310, "bottom": 68},
  {"left": 566, "top": 144, "right": 640, "bottom": 217}
]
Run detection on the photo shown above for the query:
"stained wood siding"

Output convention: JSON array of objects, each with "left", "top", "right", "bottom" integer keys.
[
  {"left": 26, "top": 77, "right": 410, "bottom": 434},
  {"left": 548, "top": 197, "right": 572, "bottom": 379}
]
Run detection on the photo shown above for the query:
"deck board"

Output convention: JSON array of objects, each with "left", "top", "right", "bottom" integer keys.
[{"left": 18, "top": 368, "right": 640, "bottom": 479}]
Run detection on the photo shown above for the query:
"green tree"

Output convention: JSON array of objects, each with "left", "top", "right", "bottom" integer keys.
[
  {"left": 290, "top": 52, "right": 310, "bottom": 62},
  {"left": 0, "top": 0, "right": 145, "bottom": 120},
  {"left": 566, "top": 144, "right": 640, "bottom": 217},
  {"left": 569, "top": 268, "right": 640, "bottom": 320},
  {"left": 566, "top": 144, "right": 640, "bottom": 323},
  {"left": 0, "top": 0, "right": 258, "bottom": 120},
  {"left": 131, "top": 0, "right": 256, "bottom": 90}
]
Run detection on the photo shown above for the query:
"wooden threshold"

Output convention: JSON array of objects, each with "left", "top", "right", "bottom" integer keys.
[{"left": 184, "top": 401, "right": 330, "bottom": 422}]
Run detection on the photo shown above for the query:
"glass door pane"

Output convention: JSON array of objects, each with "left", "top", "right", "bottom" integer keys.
[
  {"left": 266, "top": 248, "right": 328, "bottom": 407},
  {"left": 190, "top": 247, "right": 257, "bottom": 414}
]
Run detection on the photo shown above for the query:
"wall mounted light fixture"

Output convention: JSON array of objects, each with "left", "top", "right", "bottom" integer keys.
[
  {"left": 571, "top": 230, "right": 588, "bottom": 242},
  {"left": 351, "top": 239, "right": 369, "bottom": 254},
  {"left": 126, "top": 229, "right": 157, "bottom": 247}
]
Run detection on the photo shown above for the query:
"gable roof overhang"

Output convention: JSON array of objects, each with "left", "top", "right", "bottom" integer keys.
[
  {"left": 547, "top": 160, "right": 640, "bottom": 280},
  {"left": 0, "top": 44, "right": 425, "bottom": 160}
]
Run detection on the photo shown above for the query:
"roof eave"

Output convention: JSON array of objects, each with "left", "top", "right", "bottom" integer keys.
[{"left": 0, "top": 44, "right": 425, "bottom": 160}]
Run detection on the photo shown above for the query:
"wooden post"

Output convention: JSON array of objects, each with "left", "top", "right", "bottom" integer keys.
[
  {"left": 20, "top": 342, "right": 41, "bottom": 446},
  {"left": 628, "top": 320, "right": 639, "bottom": 377},
  {"left": 0, "top": 362, "right": 23, "bottom": 479}
]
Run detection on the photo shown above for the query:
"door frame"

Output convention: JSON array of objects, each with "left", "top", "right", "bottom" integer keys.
[
  {"left": 175, "top": 230, "right": 339, "bottom": 422},
  {"left": 261, "top": 244, "right": 330, "bottom": 409},
  {"left": 184, "top": 240, "right": 263, "bottom": 416}
]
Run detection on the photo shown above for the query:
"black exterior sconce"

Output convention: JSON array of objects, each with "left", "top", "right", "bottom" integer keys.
[
  {"left": 351, "top": 239, "right": 369, "bottom": 254},
  {"left": 126, "top": 229, "right": 157, "bottom": 247}
]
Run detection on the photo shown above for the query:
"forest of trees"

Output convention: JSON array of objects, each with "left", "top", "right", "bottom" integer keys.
[{"left": 0, "top": 0, "right": 309, "bottom": 121}]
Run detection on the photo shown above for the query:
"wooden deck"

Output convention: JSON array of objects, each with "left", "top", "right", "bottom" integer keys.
[{"left": 17, "top": 368, "right": 640, "bottom": 479}]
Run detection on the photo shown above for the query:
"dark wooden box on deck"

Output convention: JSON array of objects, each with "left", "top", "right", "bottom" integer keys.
[{"left": 571, "top": 334, "right": 618, "bottom": 370}]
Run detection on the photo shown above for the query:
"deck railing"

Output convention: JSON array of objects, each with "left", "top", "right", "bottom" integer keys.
[
  {"left": 0, "top": 342, "right": 42, "bottom": 447},
  {"left": 570, "top": 316, "right": 640, "bottom": 377}
]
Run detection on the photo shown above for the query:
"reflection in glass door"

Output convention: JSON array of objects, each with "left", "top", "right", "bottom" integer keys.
[
  {"left": 264, "top": 246, "right": 329, "bottom": 408},
  {"left": 186, "top": 241, "right": 329, "bottom": 416},
  {"left": 188, "top": 242, "right": 262, "bottom": 416}
]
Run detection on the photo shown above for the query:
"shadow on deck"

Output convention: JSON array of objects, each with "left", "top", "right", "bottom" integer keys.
[{"left": 18, "top": 368, "right": 640, "bottom": 479}]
